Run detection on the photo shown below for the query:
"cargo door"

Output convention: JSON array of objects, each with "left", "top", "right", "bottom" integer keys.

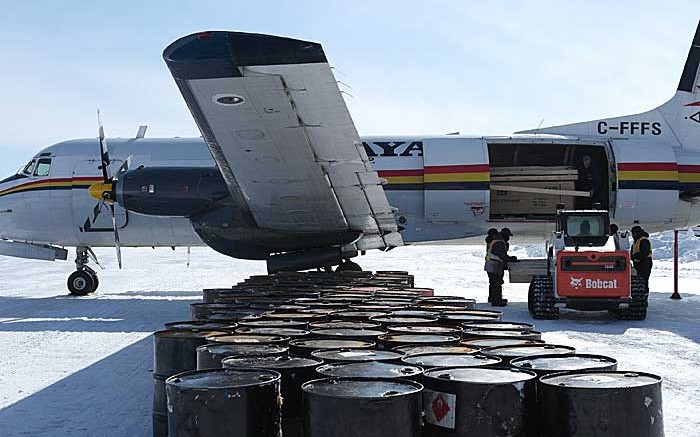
[
  {"left": 423, "top": 137, "right": 489, "bottom": 223},
  {"left": 611, "top": 139, "right": 678, "bottom": 224}
]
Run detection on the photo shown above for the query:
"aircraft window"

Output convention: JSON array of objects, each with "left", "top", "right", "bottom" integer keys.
[
  {"left": 34, "top": 158, "right": 52, "bottom": 177},
  {"left": 21, "top": 160, "right": 36, "bottom": 175}
]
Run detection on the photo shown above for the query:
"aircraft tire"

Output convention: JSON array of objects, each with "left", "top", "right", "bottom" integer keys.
[
  {"left": 89, "top": 272, "right": 100, "bottom": 293},
  {"left": 530, "top": 275, "right": 559, "bottom": 320},
  {"left": 68, "top": 270, "right": 96, "bottom": 296}
]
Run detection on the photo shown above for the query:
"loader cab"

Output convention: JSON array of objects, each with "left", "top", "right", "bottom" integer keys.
[{"left": 555, "top": 209, "right": 610, "bottom": 248}]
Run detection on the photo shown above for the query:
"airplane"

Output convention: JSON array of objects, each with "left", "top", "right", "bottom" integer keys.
[{"left": 1, "top": 22, "right": 699, "bottom": 296}]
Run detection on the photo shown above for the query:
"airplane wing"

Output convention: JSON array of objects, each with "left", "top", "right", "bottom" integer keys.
[{"left": 163, "top": 31, "right": 401, "bottom": 251}]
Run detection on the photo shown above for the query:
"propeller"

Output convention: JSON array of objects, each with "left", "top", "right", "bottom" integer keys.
[{"left": 81, "top": 109, "right": 131, "bottom": 269}]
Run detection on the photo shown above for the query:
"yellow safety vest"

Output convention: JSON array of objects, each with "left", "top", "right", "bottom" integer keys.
[
  {"left": 632, "top": 237, "right": 652, "bottom": 258},
  {"left": 485, "top": 240, "right": 504, "bottom": 262}
]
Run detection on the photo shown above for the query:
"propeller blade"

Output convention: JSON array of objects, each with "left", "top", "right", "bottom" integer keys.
[
  {"left": 97, "top": 108, "right": 111, "bottom": 183},
  {"left": 114, "top": 155, "right": 133, "bottom": 180},
  {"left": 92, "top": 200, "right": 105, "bottom": 223},
  {"left": 109, "top": 203, "right": 122, "bottom": 269}
]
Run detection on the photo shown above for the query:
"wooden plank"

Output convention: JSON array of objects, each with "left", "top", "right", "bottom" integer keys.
[
  {"left": 490, "top": 184, "right": 591, "bottom": 198},
  {"left": 490, "top": 166, "right": 577, "bottom": 176},
  {"left": 491, "top": 175, "right": 578, "bottom": 182}
]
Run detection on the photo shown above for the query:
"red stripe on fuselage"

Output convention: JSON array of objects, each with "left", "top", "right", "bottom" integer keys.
[
  {"left": 377, "top": 169, "right": 423, "bottom": 177},
  {"left": 423, "top": 164, "right": 490, "bottom": 174},
  {"left": 617, "top": 162, "right": 678, "bottom": 171}
]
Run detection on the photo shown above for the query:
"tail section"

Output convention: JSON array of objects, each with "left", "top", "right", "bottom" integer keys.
[{"left": 518, "top": 20, "right": 700, "bottom": 151}]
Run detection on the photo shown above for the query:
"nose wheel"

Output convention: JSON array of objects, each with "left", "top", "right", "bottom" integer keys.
[{"left": 68, "top": 247, "right": 100, "bottom": 296}]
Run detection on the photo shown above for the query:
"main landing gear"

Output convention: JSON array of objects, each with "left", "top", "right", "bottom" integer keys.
[
  {"left": 68, "top": 246, "right": 100, "bottom": 296},
  {"left": 335, "top": 259, "right": 363, "bottom": 272}
]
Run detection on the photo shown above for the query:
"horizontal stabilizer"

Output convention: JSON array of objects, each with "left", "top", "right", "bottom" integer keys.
[{"left": 0, "top": 240, "right": 68, "bottom": 261}]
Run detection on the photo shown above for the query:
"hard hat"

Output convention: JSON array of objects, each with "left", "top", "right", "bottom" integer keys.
[
  {"left": 631, "top": 225, "right": 643, "bottom": 234},
  {"left": 500, "top": 228, "right": 513, "bottom": 237}
]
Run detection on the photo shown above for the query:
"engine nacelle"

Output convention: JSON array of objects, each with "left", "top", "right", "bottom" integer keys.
[{"left": 115, "top": 167, "right": 228, "bottom": 217}]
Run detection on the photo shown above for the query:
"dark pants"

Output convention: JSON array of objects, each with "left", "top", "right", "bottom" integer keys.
[
  {"left": 488, "top": 272, "right": 504, "bottom": 301},
  {"left": 634, "top": 262, "right": 652, "bottom": 292}
]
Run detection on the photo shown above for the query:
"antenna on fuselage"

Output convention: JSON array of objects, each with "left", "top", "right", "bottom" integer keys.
[{"left": 136, "top": 125, "right": 148, "bottom": 139}]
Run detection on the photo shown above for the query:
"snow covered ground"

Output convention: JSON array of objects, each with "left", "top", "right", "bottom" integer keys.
[{"left": 0, "top": 239, "right": 699, "bottom": 436}]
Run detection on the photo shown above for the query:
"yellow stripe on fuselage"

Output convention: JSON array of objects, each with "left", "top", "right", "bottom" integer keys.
[{"left": 617, "top": 170, "right": 678, "bottom": 181}]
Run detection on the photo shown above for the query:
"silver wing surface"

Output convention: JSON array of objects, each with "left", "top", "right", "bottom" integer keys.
[{"left": 163, "top": 31, "right": 402, "bottom": 251}]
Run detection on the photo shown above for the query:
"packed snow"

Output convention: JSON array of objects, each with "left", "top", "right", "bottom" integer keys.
[{"left": 0, "top": 232, "right": 699, "bottom": 436}]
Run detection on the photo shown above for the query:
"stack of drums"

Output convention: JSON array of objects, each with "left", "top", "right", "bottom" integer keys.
[
  {"left": 151, "top": 329, "right": 230, "bottom": 437},
  {"left": 154, "top": 269, "right": 663, "bottom": 437}
]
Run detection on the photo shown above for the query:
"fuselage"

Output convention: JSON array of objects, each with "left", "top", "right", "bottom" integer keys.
[{"left": 1, "top": 135, "right": 700, "bottom": 249}]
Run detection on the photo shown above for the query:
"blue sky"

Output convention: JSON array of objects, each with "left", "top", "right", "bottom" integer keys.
[{"left": 0, "top": 0, "right": 698, "bottom": 176}]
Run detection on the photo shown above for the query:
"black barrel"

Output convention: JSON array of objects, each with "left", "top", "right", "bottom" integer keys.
[
  {"left": 302, "top": 377, "right": 423, "bottom": 437},
  {"left": 288, "top": 338, "right": 375, "bottom": 357},
  {"left": 164, "top": 320, "right": 238, "bottom": 331},
  {"left": 393, "top": 344, "right": 481, "bottom": 356},
  {"left": 311, "top": 348, "right": 403, "bottom": 363},
  {"left": 235, "top": 326, "right": 311, "bottom": 339},
  {"left": 152, "top": 374, "right": 169, "bottom": 437},
  {"left": 389, "top": 310, "right": 439, "bottom": 318},
  {"left": 461, "top": 321, "right": 534, "bottom": 331},
  {"left": 237, "top": 318, "right": 309, "bottom": 329},
  {"left": 189, "top": 303, "right": 263, "bottom": 321},
  {"left": 196, "top": 343, "right": 289, "bottom": 369},
  {"left": 538, "top": 371, "right": 663, "bottom": 437},
  {"left": 422, "top": 367, "right": 537, "bottom": 436},
  {"left": 222, "top": 355, "right": 322, "bottom": 437},
  {"left": 166, "top": 368, "right": 282, "bottom": 437},
  {"left": 378, "top": 334, "right": 461, "bottom": 350},
  {"left": 401, "top": 353, "right": 501, "bottom": 369},
  {"left": 262, "top": 311, "right": 326, "bottom": 322},
  {"left": 205, "top": 333, "right": 289, "bottom": 345},
  {"left": 481, "top": 344, "right": 576, "bottom": 363},
  {"left": 388, "top": 325, "right": 462, "bottom": 336},
  {"left": 316, "top": 361, "right": 423, "bottom": 380},
  {"left": 438, "top": 310, "right": 502, "bottom": 326},
  {"left": 510, "top": 353, "right": 618, "bottom": 377},
  {"left": 153, "top": 329, "right": 230, "bottom": 376},
  {"left": 419, "top": 297, "right": 477, "bottom": 309},
  {"left": 460, "top": 338, "right": 543, "bottom": 348},
  {"left": 370, "top": 315, "right": 439, "bottom": 326},
  {"left": 309, "top": 320, "right": 381, "bottom": 330},
  {"left": 310, "top": 327, "right": 386, "bottom": 341},
  {"left": 331, "top": 310, "right": 390, "bottom": 321},
  {"left": 462, "top": 328, "right": 543, "bottom": 341}
]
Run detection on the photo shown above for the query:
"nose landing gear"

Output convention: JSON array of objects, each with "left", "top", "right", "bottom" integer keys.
[{"left": 68, "top": 246, "right": 100, "bottom": 296}]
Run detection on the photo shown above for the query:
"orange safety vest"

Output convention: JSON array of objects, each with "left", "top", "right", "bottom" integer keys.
[{"left": 632, "top": 236, "right": 653, "bottom": 258}]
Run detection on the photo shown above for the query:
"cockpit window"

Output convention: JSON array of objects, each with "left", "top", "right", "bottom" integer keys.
[
  {"left": 21, "top": 160, "right": 36, "bottom": 175},
  {"left": 34, "top": 158, "right": 52, "bottom": 177}
]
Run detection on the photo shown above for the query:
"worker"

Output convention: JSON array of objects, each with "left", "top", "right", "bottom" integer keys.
[
  {"left": 610, "top": 223, "right": 620, "bottom": 250},
  {"left": 500, "top": 228, "right": 513, "bottom": 250},
  {"left": 485, "top": 228, "right": 498, "bottom": 249},
  {"left": 484, "top": 231, "right": 516, "bottom": 307},
  {"left": 579, "top": 220, "right": 592, "bottom": 236},
  {"left": 630, "top": 225, "right": 653, "bottom": 291},
  {"left": 575, "top": 155, "right": 603, "bottom": 209}
]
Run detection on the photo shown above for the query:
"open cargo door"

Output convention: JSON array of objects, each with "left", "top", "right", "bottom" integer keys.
[{"left": 423, "top": 137, "right": 490, "bottom": 224}]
